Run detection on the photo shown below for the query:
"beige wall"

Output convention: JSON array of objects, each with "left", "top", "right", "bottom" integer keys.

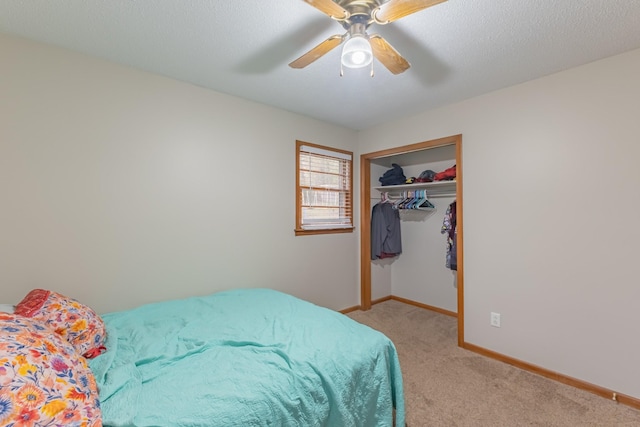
[
  {"left": 0, "top": 34, "right": 359, "bottom": 314},
  {"left": 390, "top": 157, "right": 457, "bottom": 313},
  {"left": 3, "top": 31, "right": 640, "bottom": 400},
  {"left": 358, "top": 48, "right": 640, "bottom": 399}
]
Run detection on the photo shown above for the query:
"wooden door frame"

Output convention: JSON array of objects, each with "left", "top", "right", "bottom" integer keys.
[{"left": 360, "top": 134, "right": 464, "bottom": 346}]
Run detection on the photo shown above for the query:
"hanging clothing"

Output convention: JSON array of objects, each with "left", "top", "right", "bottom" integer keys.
[
  {"left": 450, "top": 232, "right": 458, "bottom": 271},
  {"left": 441, "top": 201, "right": 457, "bottom": 270},
  {"left": 371, "top": 202, "right": 402, "bottom": 260}
]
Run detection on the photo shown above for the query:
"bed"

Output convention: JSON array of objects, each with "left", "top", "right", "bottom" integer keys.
[{"left": 87, "top": 288, "right": 405, "bottom": 427}]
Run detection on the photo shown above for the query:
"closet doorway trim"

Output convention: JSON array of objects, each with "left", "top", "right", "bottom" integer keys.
[{"left": 360, "top": 134, "right": 464, "bottom": 347}]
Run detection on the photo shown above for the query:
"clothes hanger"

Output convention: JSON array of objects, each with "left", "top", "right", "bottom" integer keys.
[
  {"left": 411, "top": 190, "right": 427, "bottom": 209},
  {"left": 418, "top": 190, "right": 435, "bottom": 209},
  {"left": 393, "top": 191, "right": 406, "bottom": 210},
  {"left": 398, "top": 191, "right": 409, "bottom": 209},
  {"left": 377, "top": 191, "right": 389, "bottom": 205},
  {"left": 409, "top": 189, "right": 424, "bottom": 209},
  {"left": 401, "top": 191, "right": 415, "bottom": 209},
  {"left": 410, "top": 191, "right": 421, "bottom": 209}
]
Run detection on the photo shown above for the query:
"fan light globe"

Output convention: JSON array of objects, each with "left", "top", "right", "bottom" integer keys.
[{"left": 341, "top": 35, "right": 373, "bottom": 68}]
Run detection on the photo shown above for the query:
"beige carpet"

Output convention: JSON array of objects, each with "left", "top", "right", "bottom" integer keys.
[{"left": 347, "top": 300, "right": 640, "bottom": 427}]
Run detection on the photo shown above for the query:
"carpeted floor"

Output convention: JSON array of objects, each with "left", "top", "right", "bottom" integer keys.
[{"left": 347, "top": 300, "right": 640, "bottom": 426}]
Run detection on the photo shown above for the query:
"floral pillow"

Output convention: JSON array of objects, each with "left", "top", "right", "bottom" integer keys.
[
  {"left": 14, "top": 289, "right": 107, "bottom": 359},
  {"left": 0, "top": 313, "right": 102, "bottom": 426}
]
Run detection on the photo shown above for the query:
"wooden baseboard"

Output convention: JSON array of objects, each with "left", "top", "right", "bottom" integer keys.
[
  {"left": 341, "top": 296, "right": 392, "bottom": 313},
  {"left": 463, "top": 342, "right": 640, "bottom": 411},
  {"left": 390, "top": 295, "right": 457, "bottom": 317},
  {"left": 340, "top": 295, "right": 458, "bottom": 317},
  {"left": 342, "top": 296, "right": 640, "bottom": 410},
  {"left": 339, "top": 305, "right": 361, "bottom": 314},
  {"left": 344, "top": 295, "right": 457, "bottom": 317},
  {"left": 372, "top": 295, "right": 393, "bottom": 305}
]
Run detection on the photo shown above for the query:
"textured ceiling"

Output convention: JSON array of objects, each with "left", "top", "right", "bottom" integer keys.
[{"left": 2, "top": 0, "right": 640, "bottom": 130}]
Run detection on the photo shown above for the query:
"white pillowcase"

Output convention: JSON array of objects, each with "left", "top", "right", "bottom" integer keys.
[{"left": 0, "top": 304, "right": 15, "bottom": 313}]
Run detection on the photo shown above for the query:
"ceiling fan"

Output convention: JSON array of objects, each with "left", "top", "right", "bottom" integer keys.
[{"left": 289, "top": 0, "right": 447, "bottom": 75}]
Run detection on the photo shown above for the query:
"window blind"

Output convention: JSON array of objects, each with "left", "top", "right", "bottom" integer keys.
[{"left": 298, "top": 145, "right": 353, "bottom": 231}]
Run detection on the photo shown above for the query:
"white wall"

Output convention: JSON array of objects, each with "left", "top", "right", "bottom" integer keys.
[
  {"left": 391, "top": 158, "right": 457, "bottom": 313},
  {"left": 358, "top": 48, "right": 640, "bottom": 399},
  {"left": 0, "top": 34, "right": 359, "bottom": 314}
]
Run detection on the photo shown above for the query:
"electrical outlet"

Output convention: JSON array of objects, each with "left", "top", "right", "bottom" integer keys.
[{"left": 490, "top": 312, "right": 501, "bottom": 328}]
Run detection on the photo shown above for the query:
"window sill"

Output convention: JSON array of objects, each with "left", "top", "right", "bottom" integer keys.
[{"left": 295, "top": 227, "right": 355, "bottom": 236}]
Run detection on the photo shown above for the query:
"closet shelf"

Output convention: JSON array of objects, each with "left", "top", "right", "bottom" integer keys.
[{"left": 374, "top": 180, "right": 456, "bottom": 197}]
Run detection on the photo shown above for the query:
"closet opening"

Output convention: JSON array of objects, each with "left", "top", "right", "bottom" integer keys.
[{"left": 359, "top": 134, "right": 464, "bottom": 346}]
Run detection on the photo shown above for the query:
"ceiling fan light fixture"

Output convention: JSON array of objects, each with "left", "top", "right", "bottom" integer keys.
[{"left": 341, "top": 35, "right": 373, "bottom": 68}]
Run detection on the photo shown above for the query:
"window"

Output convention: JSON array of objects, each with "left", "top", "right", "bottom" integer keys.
[{"left": 296, "top": 140, "right": 353, "bottom": 236}]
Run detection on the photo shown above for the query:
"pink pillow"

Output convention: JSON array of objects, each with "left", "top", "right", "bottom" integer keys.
[
  {"left": 15, "top": 289, "right": 107, "bottom": 359},
  {"left": 0, "top": 313, "right": 102, "bottom": 426}
]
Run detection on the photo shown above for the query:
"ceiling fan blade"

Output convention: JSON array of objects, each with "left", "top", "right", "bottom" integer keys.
[
  {"left": 289, "top": 34, "right": 345, "bottom": 69},
  {"left": 373, "top": 0, "right": 447, "bottom": 24},
  {"left": 302, "top": 0, "right": 350, "bottom": 20},
  {"left": 369, "top": 35, "right": 410, "bottom": 75}
]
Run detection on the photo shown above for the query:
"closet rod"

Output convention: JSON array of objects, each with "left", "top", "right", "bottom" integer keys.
[
  {"left": 374, "top": 193, "right": 456, "bottom": 199},
  {"left": 423, "top": 193, "right": 456, "bottom": 198}
]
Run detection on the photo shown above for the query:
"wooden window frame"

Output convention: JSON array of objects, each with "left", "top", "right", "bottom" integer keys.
[{"left": 295, "top": 140, "right": 354, "bottom": 236}]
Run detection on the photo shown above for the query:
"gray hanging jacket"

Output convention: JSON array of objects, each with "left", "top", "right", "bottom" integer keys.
[{"left": 371, "top": 202, "right": 402, "bottom": 260}]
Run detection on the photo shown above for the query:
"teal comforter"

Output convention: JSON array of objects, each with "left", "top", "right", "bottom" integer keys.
[{"left": 89, "top": 289, "right": 405, "bottom": 427}]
